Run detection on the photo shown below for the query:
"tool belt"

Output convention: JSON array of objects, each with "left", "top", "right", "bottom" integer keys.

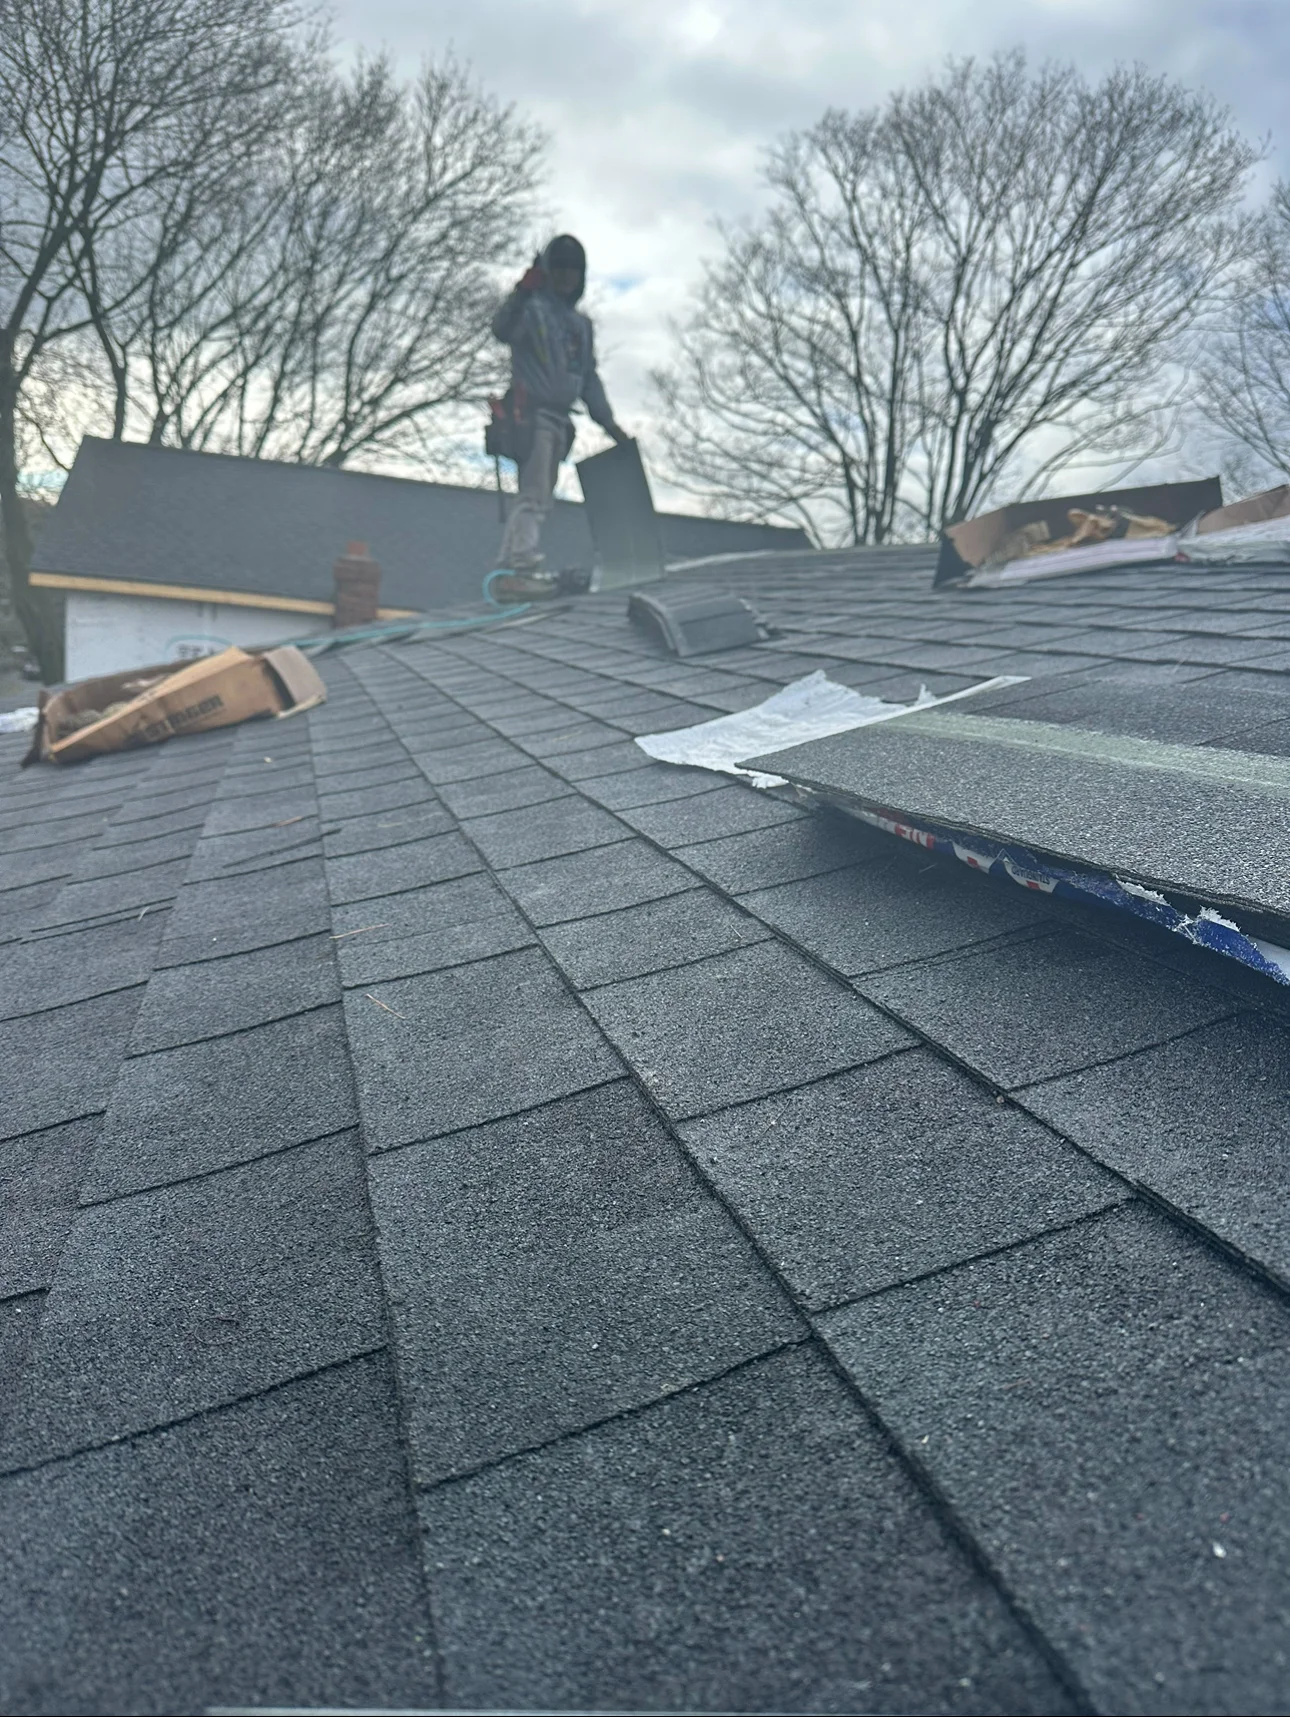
[
  {"left": 486, "top": 386, "right": 576, "bottom": 466},
  {"left": 485, "top": 385, "right": 534, "bottom": 465}
]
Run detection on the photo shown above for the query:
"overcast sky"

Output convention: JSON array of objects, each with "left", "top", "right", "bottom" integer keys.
[{"left": 332, "top": 0, "right": 1287, "bottom": 497}]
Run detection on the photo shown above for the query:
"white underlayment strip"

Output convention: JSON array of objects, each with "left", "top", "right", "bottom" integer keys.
[{"left": 634, "top": 671, "right": 1029, "bottom": 788}]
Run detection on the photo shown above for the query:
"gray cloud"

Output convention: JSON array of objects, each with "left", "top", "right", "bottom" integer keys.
[{"left": 331, "top": 0, "right": 1287, "bottom": 498}]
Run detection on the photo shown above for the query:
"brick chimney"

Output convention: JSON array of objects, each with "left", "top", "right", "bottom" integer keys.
[{"left": 332, "top": 541, "right": 381, "bottom": 630}]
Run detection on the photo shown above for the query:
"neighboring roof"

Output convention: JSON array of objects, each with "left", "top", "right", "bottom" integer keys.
[
  {"left": 30, "top": 437, "right": 811, "bottom": 613},
  {"left": 6, "top": 542, "right": 1290, "bottom": 1711}
]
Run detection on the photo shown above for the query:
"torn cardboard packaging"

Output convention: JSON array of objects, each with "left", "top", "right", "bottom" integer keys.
[
  {"left": 935, "top": 477, "right": 1223, "bottom": 588},
  {"left": 24, "top": 645, "right": 326, "bottom": 766}
]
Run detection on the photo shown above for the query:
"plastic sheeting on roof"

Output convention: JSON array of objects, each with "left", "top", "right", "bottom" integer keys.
[{"left": 1179, "top": 517, "right": 1290, "bottom": 564}]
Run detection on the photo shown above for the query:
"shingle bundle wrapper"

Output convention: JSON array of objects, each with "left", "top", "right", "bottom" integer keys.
[{"left": 634, "top": 670, "right": 1027, "bottom": 788}]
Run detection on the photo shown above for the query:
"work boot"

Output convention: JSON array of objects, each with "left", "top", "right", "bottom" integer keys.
[{"left": 489, "top": 569, "right": 562, "bottom": 602}]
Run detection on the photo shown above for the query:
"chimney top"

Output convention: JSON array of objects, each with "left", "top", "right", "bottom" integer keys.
[{"left": 345, "top": 540, "right": 370, "bottom": 559}]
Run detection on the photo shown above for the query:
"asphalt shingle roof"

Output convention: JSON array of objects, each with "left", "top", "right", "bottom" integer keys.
[{"left": 5, "top": 543, "right": 1290, "bottom": 1713}]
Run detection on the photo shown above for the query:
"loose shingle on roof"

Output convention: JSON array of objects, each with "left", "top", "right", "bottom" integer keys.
[{"left": 6, "top": 542, "right": 1290, "bottom": 1711}]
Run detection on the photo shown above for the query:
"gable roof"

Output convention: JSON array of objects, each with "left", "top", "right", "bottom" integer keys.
[
  {"left": 30, "top": 437, "right": 810, "bottom": 614},
  {"left": 5, "top": 543, "right": 1290, "bottom": 1712}
]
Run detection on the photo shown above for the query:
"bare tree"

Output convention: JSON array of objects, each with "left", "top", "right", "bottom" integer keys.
[
  {"left": 1196, "top": 182, "right": 1290, "bottom": 489},
  {"left": 655, "top": 112, "right": 934, "bottom": 546},
  {"left": 0, "top": 0, "right": 300, "bottom": 674},
  {"left": 118, "top": 54, "right": 544, "bottom": 470},
  {"left": 657, "top": 54, "right": 1258, "bottom": 546}
]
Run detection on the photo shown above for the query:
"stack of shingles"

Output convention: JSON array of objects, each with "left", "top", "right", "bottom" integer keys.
[
  {"left": 0, "top": 712, "right": 436, "bottom": 1714},
  {"left": 316, "top": 644, "right": 1076, "bottom": 1715}
]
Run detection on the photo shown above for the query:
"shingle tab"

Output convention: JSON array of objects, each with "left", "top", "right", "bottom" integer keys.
[
  {"left": 548, "top": 738, "right": 661, "bottom": 780},
  {"left": 324, "top": 831, "right": 480, "bottom": 903},
  {"left": 419, "top": 1344, "right": 1074, "bottom": 1715},
  {"left": 1019, "top": 1011, "right": 1290, "bottom": 1280},
  {"left": 577, "top": 760, "right": 729, "bottom": 809},
  {"left": 317, "top": 776, "right": 436, "bottom": 819},
  {"left": 200, "top": 789, "right": 318, "bottom": 836},
  {"left": 0, "top": 845, "right": 79, "bottom": 893},
  {"left": 582, "top": 939, "right": 912, "bottom": 1120},
  {"left": 680, "top": 1052, "right": 1124, "bottom": 1309},
  {"left": 740, "top": 852, "right": 1055, "bottom": 975},
  {"left": 413, "top": 738, "right": 528, "bottom": 784},
  {"left": 31, "top": 858, "right": 190, "bottom": 930},
  {"left": 128, "top": 935, "right": 339, "bottom": 1052},
  {"left": 320, "top": 803, "right": 455, "bottom": 856},
  {"left": 0, "top": 1352, "right": 438, "bottom": 1714},
  {"left": 499, "top": 838, "right": 698, "bottom": 925},
  {"left": 0, "top": 1116, "right": 100, "bottom": 1298},
  {"left": 0, "top": 987, "right": 145, "bottom": 1142},
  {"left": 618, "top": 782, "right": 805, "bottom": 846},
  {"left": 160, "top": 857, "right": 330, "bottom": 962},
  {"left": 859, "top": 927, "right": 1238, "bottom": 1090},
  {"left": 462, "top": 796, "right": 631, "bottom": 869},
  {"left": 344, "top": 947, "right": 622, "bottom": 1148},
  {"left": 679, "top": 812, "right": 883, "bottom": 893},
  {"left": 538, "top": 887, "right": 771, "bottom": 990},
  {"left": 820, "top": 1202, "right": 1290, "bottom": 1715},
  {"left": 0, "top": 911, "right": 169, "bottom": 1020},
  {"left": 85, "top": 1006, "right": 357, "bottom": 1198},
  {"left": 330, "top": 872, "right": 533, "bottom": 987},
  {"left": 3, "top": 1132, "right": 383, "bottom": 1467},
  {"left": 372, "top": 1081, "right": 800, "bottom": 1483},
  {"left": 186, "top": 819, "right": 325, "bottom": 876},
  {"left": 435, "top": 764, "right": 573, "bottom": 820}
]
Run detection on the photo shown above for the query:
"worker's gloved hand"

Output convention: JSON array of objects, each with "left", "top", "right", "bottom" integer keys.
[
  {"left": 607, "top": 422, "right": 630, "bottom": 445},
  {"left": 517, "top": 257, "right": 545, "bottom": 292}
]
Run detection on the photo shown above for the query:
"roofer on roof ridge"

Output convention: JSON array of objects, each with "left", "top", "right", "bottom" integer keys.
[{"left": 487, "top": 234, "right": 628, "bottom": 602}]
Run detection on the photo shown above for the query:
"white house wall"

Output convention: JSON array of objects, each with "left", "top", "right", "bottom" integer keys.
[{"left": 64, "top": 592, "right": 330, "bottom": 679}]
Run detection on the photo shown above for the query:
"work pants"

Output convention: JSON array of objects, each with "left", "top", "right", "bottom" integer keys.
[{"left": 496, "top": 412, "right": 569, "bottom": 571}]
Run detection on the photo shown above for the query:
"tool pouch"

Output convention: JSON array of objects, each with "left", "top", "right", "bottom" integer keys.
[{"left": 485, "top": 386, "right": 536, "bottom": 466}]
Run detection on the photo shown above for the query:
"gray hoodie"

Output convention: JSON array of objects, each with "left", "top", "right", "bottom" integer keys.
[{"left": 491, "top": 285, "right": 615, "bottom": 429}]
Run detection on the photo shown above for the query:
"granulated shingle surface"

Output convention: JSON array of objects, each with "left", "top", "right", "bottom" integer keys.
[
  {"left": 0, "top": 1353, "right": 437, "bottom": 1715},
  {"left": 537, "top": 886, "right": 771, "bottom": 988},
  {"left": 0, "top": 911, "right": 169, "bottom": 1018},
  {"left": 859, "top": 924, "right": 1237, "bottom": 1088},
  {"left": 419, "top": 1345, "right": 1076, "bottom": 1715},
  {"left": 10, "top": 543, "right": 1290, "bottom": 1713},
  {"left": 127, "top": 933, "right": 339, "bottom": 1050},
  {"left": 581, "top": 938, "right": 912, "bottom": 1120},
  {"left": 0, "top": 1117, "right": 100, "bottom": 1298},
  {"left": 344, "top": 946, "right": 623, "bottom": 1147},
  {"left": 371, "top": 1080, "right": 801, "bottom": 1483},
  {"left": 85, "top": 1005, "right": 357, "bottom": 1197},
  {"left": 680, "top": 1051, "right": 1125, "bottom": 1307},
  {"left": 2, "top": 1131, "right": 383, "bottom": 1466},
  {"left": 820, "top": 1202, "right": 1290, "bottom": 1715}
]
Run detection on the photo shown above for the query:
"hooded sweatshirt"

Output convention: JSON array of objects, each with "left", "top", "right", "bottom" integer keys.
[{"left": 491, "top": 243, "right": 615, "bottom": 430}]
